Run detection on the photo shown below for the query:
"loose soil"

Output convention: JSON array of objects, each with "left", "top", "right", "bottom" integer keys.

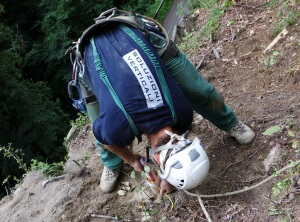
[{"left": 1, "top": 1, "right": 300, "bottom": 221}]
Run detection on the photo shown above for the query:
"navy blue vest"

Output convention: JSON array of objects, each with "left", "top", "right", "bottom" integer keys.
[{"left": 84, "top": 25, "right": 192, "bottom": 147}]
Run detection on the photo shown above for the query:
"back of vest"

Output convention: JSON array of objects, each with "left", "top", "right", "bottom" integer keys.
[{"left": 83, "top": 25, "right": 192, "bottom": 147}]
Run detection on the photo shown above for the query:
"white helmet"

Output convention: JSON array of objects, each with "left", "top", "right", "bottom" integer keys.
[{"left": 151, "top": 131, "right": 210, "bottom": 190}]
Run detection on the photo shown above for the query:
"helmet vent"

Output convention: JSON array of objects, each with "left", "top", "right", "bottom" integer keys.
[
  {"left": 171, "top": 160, "right": 183, "bottom": 169},
  {"left": 188, "top": 149, "right": 200, "bottom": 162}
]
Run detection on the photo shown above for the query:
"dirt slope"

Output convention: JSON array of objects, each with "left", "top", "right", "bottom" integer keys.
[{"left": 1, "top": 1, "right": 300, "bottom": 222}]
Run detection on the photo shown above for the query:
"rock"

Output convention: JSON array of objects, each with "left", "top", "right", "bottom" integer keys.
[
  {"left": 263, "top": 143, "right": 282, "bottom": 172},
  {"left": 117, "top": 190, "right": 127, "bottom": 196},
  {"left": 65, "top": 126, "right": 79, "bottom": 144},
  {"left": 172, "top": 25, "right": 185, "bottom": 44}
]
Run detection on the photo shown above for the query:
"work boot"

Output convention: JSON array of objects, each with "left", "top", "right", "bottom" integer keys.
[
  {"left": 227, "top": 121, "right": 255, "bottom": 145},
  {"left": 100, "top": 166, "right": 121, "bottom": 193}
]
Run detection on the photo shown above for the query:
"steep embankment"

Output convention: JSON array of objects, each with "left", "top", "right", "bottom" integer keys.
[{"left": 1, "top": 1, "right": 300, "bottom": 221}]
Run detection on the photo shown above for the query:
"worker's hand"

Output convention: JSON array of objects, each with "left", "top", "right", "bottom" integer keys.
[
  {"left": 159, "top": 179, "right": 174, "bottom": 195},
  {"left": 128, "top": 154, "right": 144, "bottom": 172}
]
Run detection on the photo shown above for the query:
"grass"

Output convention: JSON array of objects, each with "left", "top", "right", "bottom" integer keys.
[
  {"left": 178, "top": 32, "right": 201, "bottom": 52},
  {"left": 70, "top": 112, "right": 90, "bottom": 130},
  {"left": 268, "top": 118, "right": 300, "bottom": 221},
  {"left": 31, "top": 159, "right": 65, "bottom": 177},
  {"left": 200, "top": 6, "right": 224, "bottom": 39},
  {"left": 1, "top": 144, "right": 66, "bottom": 196},
  {"left": 264, "top": 50, "right": 279, "bottom": 66},
  {"left": 187, "top": 0, "right": 219, "bottom": 10},
  {"left": 267, "top": 0, "right": 300, "bottom": 37},
  {"left": 178, "top": 0, "right": 226, "bottom": 53}
]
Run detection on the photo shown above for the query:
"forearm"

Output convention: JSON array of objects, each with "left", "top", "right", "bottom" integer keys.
[
  {"left": 105, "top": 145, "right": 133, "bottom": 164},
  {"left": 104, "top": 145, "right": 143, "bottom": 171}
]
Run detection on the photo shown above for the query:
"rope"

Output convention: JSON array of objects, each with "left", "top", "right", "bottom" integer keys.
[
  {"left": 184, "top": 159, "right": 300, "bottom": 198},
  {"left": 196, "top": 191, "right": 212, "bottom": 222},
  {"left": 183, "top": 159, "right": 300, "bottom": 222}
]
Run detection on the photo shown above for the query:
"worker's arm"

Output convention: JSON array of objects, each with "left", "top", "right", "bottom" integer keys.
[
  {"left": 105, "top": 144, "right": 173, "bottom": 194},
  {"left": 104, "top": 144, "right": 144, "bottom": 172}
]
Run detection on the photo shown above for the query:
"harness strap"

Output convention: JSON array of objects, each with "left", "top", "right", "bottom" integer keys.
[
  {"left": 77, "top": 8, "right": 170, "bottom": 60},
  {"left": 78, "top": 81, "right": 97, "bottom": 104},
  {"left": 90, "top": 38, "right": 141, "bottom": 141},
  {"left": 148, "top": 148, "right": 162, "bottom": 172},
  {"left": 151, "top": 143, "right": 175, "bottom": 154},
  {"left": 161, "top": 40, "right": 180, "bottom": 63},
  {"left": 119, "top": 25, "right": 177, "bottom": 124},
  {"left": 148, "top": 131, "right": 192, "bottom": 176}
]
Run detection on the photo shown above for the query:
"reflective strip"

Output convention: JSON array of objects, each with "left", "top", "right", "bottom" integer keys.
[{"left": 90, "top": 37, "right": 140, "bottom": 137}]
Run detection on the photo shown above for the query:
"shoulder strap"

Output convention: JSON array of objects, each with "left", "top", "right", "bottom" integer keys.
[{"left": 76, "top": 8, "right": 170, "bottom": 59}]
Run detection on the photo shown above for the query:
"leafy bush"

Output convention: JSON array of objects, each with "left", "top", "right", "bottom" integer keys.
[
  {"left": 31, "top": 159, "right": 65, "bottom": 177},
  {"left": 70, "top": 113, "right": 90, "bottom": 130}
]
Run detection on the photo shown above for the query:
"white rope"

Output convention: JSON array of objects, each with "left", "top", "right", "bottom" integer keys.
[
  {"left": 196, "top": 191, "right": 213, "bottom": 222},
  {"left": 183, "top": 159, "right": 300, "bottom": 222},
  {"left": 184, "top": 160, "right": 300, "bottom": 199}
]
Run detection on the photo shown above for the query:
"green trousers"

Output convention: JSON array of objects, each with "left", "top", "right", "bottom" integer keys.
[
  {"left": 85, "top": 52, "right": 237, "bottom": 170},
  {"left": 165, "top": 53, "right": 237, "bottom": 130}
]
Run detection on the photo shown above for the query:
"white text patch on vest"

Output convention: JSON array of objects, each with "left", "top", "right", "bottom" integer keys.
[{"left": 123, "top": 49, "right": 163, "bottom": 109}]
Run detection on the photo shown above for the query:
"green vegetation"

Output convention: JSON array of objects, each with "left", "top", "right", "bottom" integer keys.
[
  {"left": 0, "top": 145, "right": 28, "bottom": 173},
  {"left": 187, "top": 0, "right": 219, "bottom": 10},
  {"left": 178, "top": 0, "right": 226, "bottom": 53},
  {"left": 31, "top": 159, "right": 65, "bottom": 177},
  {"left": 268, "top": 207, "right": 292, "bottom": 221},
  {"left": 0, "top": 144, "right": 65, "bottom": 195},
  {"left": 146, "top": 0, "right": 174, "bottom": 22},
  {"left": 264, "top": 118, "right": 300, "bottom": 221},
  {"left": 200, "top": 6, "right": 223, "bottom": 39},
  {"left": 141, "top": 209, "right": 151, "bottom": 221},
  {"left": 0, "top": 144, "right": 29, "bottom": 194},
  {"left": 267, "top": 0, "right": 300, "bottom": 37},
  {"left": 284, "top": 118, "right": 300, "bottom": 152},
  {"left": 264, "top": 50, "right": 279, "bottom": 66},
  {"left": 77, "top": 153, "right": 91, "bottom": 165},
  {"left": 272, "top": 177, "right": 292, "bottom": 195},
  {"left": 178, "top": 32, "right": 200, "bottom": 52},
  {"left": 141, "top": 206, "right": 159, "bottom": 221},
  {"left": 180, "top": 0, "right": 299, "bottom": 55},
  {"left": 177, "top": 2, "right": 187, "bottom": 19},
  {"left": 70, "top": 113, "right": 90, "bottom": 130}
]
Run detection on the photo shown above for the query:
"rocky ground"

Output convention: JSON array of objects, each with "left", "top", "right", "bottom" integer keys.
[{"left": 0, "top": 1, "right": 300, "bottom": 221}]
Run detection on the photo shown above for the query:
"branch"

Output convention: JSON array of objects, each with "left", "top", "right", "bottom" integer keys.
[
  {"left": 43, "top": 175, "right": 66, "bottom": 188},
  {"left": 263, "top": 28, "right": 288, "bottom": 54}
]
